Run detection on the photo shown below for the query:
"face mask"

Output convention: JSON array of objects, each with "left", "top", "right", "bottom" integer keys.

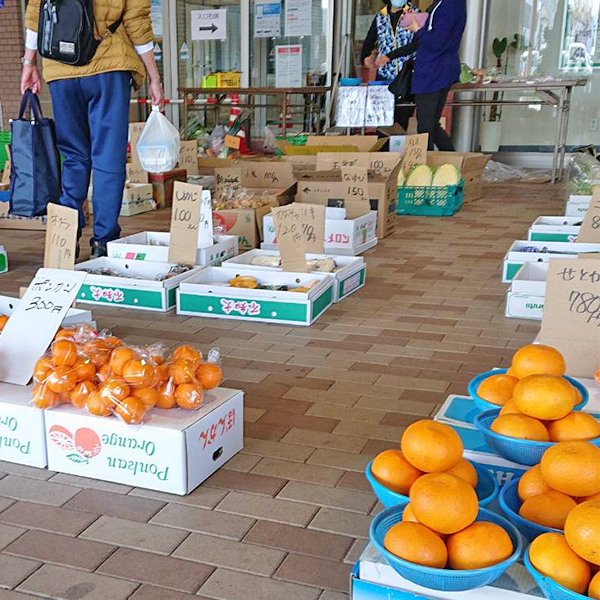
[{"left": 391, "top": 0, "right": 407, "bottom": 8}]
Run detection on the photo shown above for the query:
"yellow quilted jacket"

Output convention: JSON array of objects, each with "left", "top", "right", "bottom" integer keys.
[{"left": 25, "top": 0, "right": 153, "bottom": 88}]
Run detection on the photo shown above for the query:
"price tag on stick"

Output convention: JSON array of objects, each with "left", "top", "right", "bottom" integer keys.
[
  {"left": 44, "top": 204, "right": 79, "bottom": 270},
  {"left": 341, "top": 167, "right": 371, "bottom": 219},
  {"left": 576, "top": 187, "right": 600, "bottom": 243},
  {"left": 168, "top": 182, "right": 202, "bottom": 265},
  {"left": 538, "top": 258, "right": 600, "bottom": 378},
  {"left": 0, "top": 268, "right": 86, "bottom": 385},
  {"left": 179, "top": 140, "right": 199, "bottom": 176},
  {"left": 400, "top": 133, "right": 428, "bottom": 173}
]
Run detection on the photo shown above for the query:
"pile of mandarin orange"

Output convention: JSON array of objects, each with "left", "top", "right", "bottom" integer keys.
[{"left": 31, "top": 324, "right": 223, "bottom": 425}]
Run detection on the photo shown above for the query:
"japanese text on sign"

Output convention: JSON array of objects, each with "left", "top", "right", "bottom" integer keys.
[
  {"left": 342, "top": 167, "right": 370, "bottom": 219},
  {"left": 220, "top": 299, "right": 261, "bottom": 316},
  {"left": 576, "top": 188, "right": 600, "bottom": 243},
  {"left": 168, "top": 182, "right": 202, "bottom": 265},
  {"left": 199, "top": 409, "right": 236, "bottom": 449},
  {"left": 400, "top": 133, "right": 428, "bottom": 173},
  {"left": 44, "top": 204, "right": 78, "bottom": 270}
]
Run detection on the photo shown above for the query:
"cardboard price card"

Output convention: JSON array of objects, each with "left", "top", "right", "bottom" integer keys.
[
  {"left": 44, "top": 204, "right": 79, "bottom": 270},
  {"left": 576, "top": 187, "right": 600, "bottom": 244},
  {"left": 215, "top": 168, "right": 242, "bottom": 200},
  {"left": 126, "top": 163, "right": 149, "bottom": 184},
  {"left": 240, "top": 162, "right": 296, "bottom": 189},
  {"left": 538, "top": 258, "right": 600, "bottom": 378},
  {"left": 341, "top": 167, "right": 371, "bottom": 219},
  {"left": 168, "top": 182, "right": 202, "bottom": 265},
  {"left": 178, "top": 140, "right": 199, "bottom": 176},
  {"left": 0, "top": 268, "right": 86, "bottom": 385},
  {"left": 271, "top": 205, "right": 315, "bottom": 272},
  {"left": 400, "top": 133, "right": 428, "bottom": 173}
]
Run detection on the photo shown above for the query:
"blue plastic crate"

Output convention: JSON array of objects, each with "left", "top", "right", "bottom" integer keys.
[{"left": 397, "top": 179, "right": 464, "bottom": 216}]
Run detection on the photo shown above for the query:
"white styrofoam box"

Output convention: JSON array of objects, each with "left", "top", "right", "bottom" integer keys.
[
  {"left": 505, "top": 262, "right": 547, "bottom": 320},
  {"left": 75, "top": 258, "right": 204, "bottom": 312},
  {"left": 221, "top": 249, "right": 365, "bottom": 303},
  {"left": 353, "top": 543, "right": 542, "bottom": 600},
  {"left": 502, "top": 239, "right": 600, "bottom": 282},
  {"left": 0, "top": 245, "right": 7, "bottom": 274},
  {"left": 107, "top": 232, "right": 239, "bottom": 267},
  {"left": 528, "top": 216, "right": 582, "bottom": 243},
  {"left": 0, "top": 383, "right": 47, "bottom": 468},
  {"left": 263, "top": 208, "right": 378, "bottom": 256},
  {"left": 565, "top": 195, "right": 591, "bottom": 217},
  {"left": 45, "top": 387, "right": 243, "bottom": 495},
  {"left": 0, "top": 295, "right": 95, "bottom": 328},
  {"left": 177, "top": 267, "right": 334, "bottom": 326},
  {"left": 261, "top": 237, "right": 378, "bottom": 256}
]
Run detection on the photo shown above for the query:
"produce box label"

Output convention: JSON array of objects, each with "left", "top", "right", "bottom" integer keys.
[
  {"left": 506, "top": 293, "right": 544, "bottom": 320},
  {"left": 0, "top": 401, "right": 46, "bottom": 468},
  {"left": 78, "top": 284, "right": 165, "bottom": 311},
  {"left": 0, "top": 252, "right": 7, "bottom": 273},
  {"left": 530, "top": 232, "right": 577, "bottom": 243},
  {"left": 339, "top": 267, "right": 365, "bottom": 299}
]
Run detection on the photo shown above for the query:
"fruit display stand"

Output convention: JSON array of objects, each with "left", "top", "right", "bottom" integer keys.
[
  {"left": 505, "top": 263, "right": 547, "bottom": 320},
  {"left": 0, "top": 245, "right": 7, "bottom": 274},
  {"left": 177, "top": 267, "right": 334, "bottom": 326},
  {"left": 527, "top": 216, "right": 582, "bottom": 243},
  {"left": 221, "top": 249, "right": 366, "bottom": 302},
  {"left": 44, "top": 387, "right": 243, "bottom": 495},
  {"left": 106, "top": 232, "right": 239, "bottom": 267},
  {"left": 262, "top": 208, "right": 378, "bottom": 256},
  {"left": 351, "top": 542, "right": 541, "bottom": 600},
  {"left": 74, "top": 258, "right": 204, "bottom": 312},
  {"left": 565, "top": 194, "right": 591, "bottom": 217},
  {"left": 0, "top": 382, "right": 48, "bottom": 468},
  {"left": 0, "top": 295, "right": 95, "bottom": 328},
  {"left": 501, "top": 240, "right": 600, "bottom": 282}
]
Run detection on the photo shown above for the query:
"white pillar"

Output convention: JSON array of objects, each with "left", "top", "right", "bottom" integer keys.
[{"left": 452, "top": 0, "right": 487, "bottom": 151}]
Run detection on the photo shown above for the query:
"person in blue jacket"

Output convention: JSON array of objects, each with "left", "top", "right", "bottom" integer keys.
[{"left": 405, "top": 0, "right": 467, "bottom": 150}]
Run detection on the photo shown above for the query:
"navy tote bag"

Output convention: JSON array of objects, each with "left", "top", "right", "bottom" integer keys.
[{"left": 9, "top": 90, "right": 61, "bottom": 217}]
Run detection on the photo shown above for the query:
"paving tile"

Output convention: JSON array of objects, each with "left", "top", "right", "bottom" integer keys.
[
  {"left": 309, "top": 507, "right": 371, "bottom": 538},
  {"left": 275, "top": 554, "right": 350, "bottom": 592},
  {"left": 0, "top": 463, "right": 54, "bottom": 481},
  {"left": 17, "top": 564, "right": 138, "bottom": 600},
  {"left": 243, "top": 521, "right": 353, "bottom": 560},
  {"left": 242, "top": 438, "right": 315, "bottom": 462},
  {"left": 307, "top": 448, "right": 371, "bottom": 472},
  {"left": 281, "top": 429, "right": 366, "bottom": 453},
  {"left": 199, "top": 568, "right": 321, "bottom": 600},
  {"left": 203, "top": 469, "right": 287, "bottom": 497},
  {"left": 252, "top": 458, "right": 343, "bottom": 487},
  {"left": 319, "top": 591, "right": 349, "bottom": 600},
  {"left": 129, "top": 585, "right": 212, "bottom": 600},
  {"left": 0, "top": 475, "right": 80, "bottom": 506},
  {"left": 48, "top": 473, "right": 133, "bottom": 493},
  {"left": 0, "top": 501, "right": 99, "bottom": 536},
  {"left": 222, "top": 453, "right": 262, "bottom": 473},
  {"left": 128, "top": 486, "right": 228, "bottom": 509},
  {"left": 0, "top": 498, "right": 14, "bottom": 513},
  {"left": 257, "top": 411, "right": 339, "bottom": 433},
  {"left": 80, "top": 515, "right": 187, "bottom": 554},
  {"left": 277, "top": 481, "right": 376, "bottom": 514},
  {"left": 216, "top": 491, "right": 317, "bottom": 526},
  {"left": 3, "top": 529, "right": 115, "bottom": 571},
  {"left": 97, "top": 548, "right": 213, "bottom": 593},
  {"left": 0, "top": 554, "right": 41, "bottom": 588},
  {"left": 173, "top": 533, "right": 286, "bottom": 576},
  {"left": 150, "top": 504, "right": 254, "bottom": 541},
  {"left": 0, "top": 523, "right": 26, "bottom": 550},
  {"left": 64, "top": 489, "right": 165, "bottom": 522},
  {"left": 0, "top": 590, "right": 46, "bottom": 600},
  {"left": 344, "top": 538, "right": 369, "bottom": 564}
]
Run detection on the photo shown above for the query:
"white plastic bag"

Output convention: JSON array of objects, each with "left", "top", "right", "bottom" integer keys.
[{"left": 136, "top": 106, "right": 181, "bottom": 173}]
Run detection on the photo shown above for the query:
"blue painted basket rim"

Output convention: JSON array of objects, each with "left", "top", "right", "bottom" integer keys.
[
  {"left": 524, "top": 547, "right": 590, "bottom": 600},
  {"left": 370, "top": 504, "right": 523, "bottom": 577},
  {"left": 468, "top": 369, "right": 589, "bottom": 412},
  {"left": 498, "top": 477, "right": 562, "bottom": 535},
  {"left": 365, "top": 460, "right": 498, "bottom": 505},
  {"left": 474, "top": 409, "right": 600, "bottom": 449}
]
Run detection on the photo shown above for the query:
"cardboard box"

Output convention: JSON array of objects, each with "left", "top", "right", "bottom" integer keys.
[
  {"left": 177, "top": 267, "right": 334, "bottom": 326},
  {"left": 426, "top": 152, "right": 491, "bottom": 203},
  {"left": 75, "top": 258, "right": 204, "bottom": 312},
  {"left": 528, "top": 216, "right": 582, "bottom": 242},
  {"left": 0, "top": 245, "right": 7, "bottom": 273},
  {"left": 149, "top": 169, "right": 188, "bottom": 208},
  {"left": 221, "top": 249, "right": 366, "bottom": 303},
  {"left": 0, "top": 199, "right": 47, "bottom": 230},
  {"left": 214, "top": 205, "right": 276, "bottom": 252},
  {"left": 89, "top": 184, "right": 156, "bottom": 218},
  {"left": 45, "top": 387, "right": 244, "bottom": 495},
  {"left": 0, "top": 383, "right": 47, "bottom": 468},
  {"left": 107, "top": 232, "right": 239, "bottom": 267},
  {"left": 278, "top": 135, "right": 387, "bottom": 156},
  {"left": 263, "top": 208, "right": 378, "bottom": 256},
  {"left": 502, "top": 240, "right": 600, "bottom": 282},
  {"left": 352, "top": 544, "right": 542, "bottom": 600},
  {"left": 565, "top": 195, "right": 591, "bottom": 217},
  {"left": 505, "top": 262, "right": 547, "bottom": 320},
  {"left": 295, "top": 154, "right": 400, "bottom": 239},
  {"left": 197, "top": 155, "right": 276, "bottom": 176}
]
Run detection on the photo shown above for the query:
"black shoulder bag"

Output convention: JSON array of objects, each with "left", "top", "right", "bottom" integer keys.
[
  {"left": 38, "top": 0, "right": 123, "bottom": 66},
  {"left": 388, "top": 58, "right": 414, "bottom": 101}
]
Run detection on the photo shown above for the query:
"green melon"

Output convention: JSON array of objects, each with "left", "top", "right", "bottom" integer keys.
[{"left": 432, "top": 163, "right": 461, "bottom": 187}]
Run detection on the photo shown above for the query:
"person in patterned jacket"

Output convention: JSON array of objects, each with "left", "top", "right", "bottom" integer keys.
[{"left": 361, "top": 0, "right": 419, "bottom": 129}]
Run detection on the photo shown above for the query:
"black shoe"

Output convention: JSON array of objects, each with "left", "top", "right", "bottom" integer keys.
[{"left": 90, "top": 241, "right": 107, "bottom": 258}]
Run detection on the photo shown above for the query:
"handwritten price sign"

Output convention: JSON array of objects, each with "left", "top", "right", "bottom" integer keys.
[
  {"left": 178, "top": 140, "right": 199, "bottom": 176},
  {"left": 342, "top": 167, "right": 371, "bottom": 219},
  {"left": 44, "top": 204, "right": 78, "bottom": 270},
  {"left": 576, "top": 187, "right": 600, "bottom": 244},
  {"left": 168, "top": 182, "right": 202, "bottom": 265},
  {"left": 400, "top": 133, "right": 428, "bottom": 173}
]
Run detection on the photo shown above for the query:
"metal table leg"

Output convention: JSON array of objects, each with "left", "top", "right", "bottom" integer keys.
[
  {"left": 550, "top": 88, "right": 565, "bottom": 185},
  {"left": 558, "top": 85, "right": 573, "bottom": 181}
]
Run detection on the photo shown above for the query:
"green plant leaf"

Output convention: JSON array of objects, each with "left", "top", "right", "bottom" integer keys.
[
  {"left": 510, "top": 33, "right": 523, "bottom": 49},
  {"left": 492, "top": 37, "right": 508, "bottom": 58},
  {"left": 66, "top": 453, "right": 89, "bottom": 465}
]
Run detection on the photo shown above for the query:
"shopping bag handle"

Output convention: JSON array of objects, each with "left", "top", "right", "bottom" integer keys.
[{"left": 18, "top": 90, "right": 44, "bottom": 123}]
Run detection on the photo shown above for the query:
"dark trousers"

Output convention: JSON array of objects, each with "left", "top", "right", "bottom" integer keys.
[
  {"left": 49, "top": 71, "right": 131, "bottom": 244},
  {"left": 415, "top": 87, "right": 454, "bottom": 151}
]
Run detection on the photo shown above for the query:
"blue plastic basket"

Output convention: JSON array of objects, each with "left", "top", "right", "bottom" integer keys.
[
  {"left": 370, "top": 503, "right": 523, "bottom": 592},
  {"left": 468, "top": 369, "right": 589, "bottom": 413},
  {"left": 499, "top": 478, "right": 561, "bottom": 541},
  {"left": 524, "top": 548, "right": 588, "bottom": 600},
  {"left": 474, "top": 409, "right": 600, "bottom": 466},
  {"left": 366, "top": 460, "right": 498, "bottom": 508}
]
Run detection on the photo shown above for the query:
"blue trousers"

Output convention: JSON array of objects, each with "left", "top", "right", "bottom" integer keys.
[{"left": 49, "top": 71, "right": 131, "bottom": 244}]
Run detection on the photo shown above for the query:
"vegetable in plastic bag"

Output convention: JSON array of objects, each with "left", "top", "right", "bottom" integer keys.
[{"left": 136, "top": 106, "right": 181, "bottom": 173}]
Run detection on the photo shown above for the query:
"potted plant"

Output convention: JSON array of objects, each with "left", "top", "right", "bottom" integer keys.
[{"left": 481, "top": 34, "right": 523, "bottom": 152}]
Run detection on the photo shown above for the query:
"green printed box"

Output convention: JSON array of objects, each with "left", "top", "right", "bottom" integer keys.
[{"left": 528, "top": 216, "right": 582, "bottom": 243}]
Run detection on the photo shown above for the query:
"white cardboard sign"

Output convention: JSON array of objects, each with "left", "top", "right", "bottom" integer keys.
[
  {"left": 191, "top": 9, "right": 227, "bottom": 40},
  {"left": 198, "top": 190, "right": 214, "bottom": 248},
  {"left": 0, "top": 269, "right": 86, "bottom": 385}
]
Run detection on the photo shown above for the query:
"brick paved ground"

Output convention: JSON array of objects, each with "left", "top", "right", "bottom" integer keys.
[{"left": 0, "top": 181, "right": 565, "bottom": 600}]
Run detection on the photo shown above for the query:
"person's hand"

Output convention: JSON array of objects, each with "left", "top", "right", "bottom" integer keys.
[
  {"left": 364, "top": 54, "right": 376, "bottom": 68},
  {"left": 375, "top": 54, "right": 390, "bottom": 68},
  {"left": 20, "top": 65, "right": 42, "bottom": 94},
  {"left": 408, "top": 16, "right": 422, "bottom": 33},
  {"left": 149, "top": 76, "right": 164, "bottom": 109}
]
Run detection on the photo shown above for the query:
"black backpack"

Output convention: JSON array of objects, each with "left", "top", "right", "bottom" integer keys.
[{"left": 38, "top": 0, "right": 122, "bottom": 66}]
